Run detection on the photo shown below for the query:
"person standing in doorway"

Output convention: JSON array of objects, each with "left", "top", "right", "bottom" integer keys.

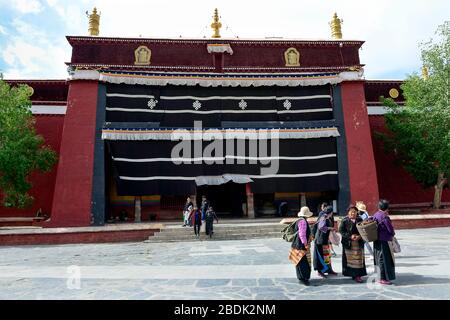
[
  {"left": 205, "top": 206, "right": 219, "bottom": 238},
  {"left": 189, "top": 206, "right": 202, "bottom": 239},
  {"left": 183, "top": 197, "right": 193, "bottom": 227},
  {"left": 200, "top": 195, "right": 210, "bottom": 221}
]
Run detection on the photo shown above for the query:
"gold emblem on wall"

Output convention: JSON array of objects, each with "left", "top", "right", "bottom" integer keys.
[
  {"left": 389, "top": 88, "right": 399, "bottom": 99},
  {"left": 134, "top": 46, "right": 151, "bottom": 65},
  {"left": 284, "top": 47, "right": 300, "bottom": 67}
]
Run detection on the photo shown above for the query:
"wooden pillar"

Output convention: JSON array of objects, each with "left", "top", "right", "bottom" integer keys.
[
  {"left": 246, "top": 183, "right": 255, "bottom": 219},
  {"left": 134, "top": 197, "right": 141, "bottom": 223},
  {"left": 300, "top": 193, "right": 307, "bottom": 207}
]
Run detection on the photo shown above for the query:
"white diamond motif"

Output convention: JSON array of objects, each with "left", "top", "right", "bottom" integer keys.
[
  {"left": 193, "top": 100, "right": 202, "bottom": 110},
  {"left": 147, "top": 98, "right": 158, "bottom": 109},
  {"left": 283, "top": 99, "right": 292, "bottom": 110},
  {"left": 238, "top": 99, "right": 247, "bottom": 110}
]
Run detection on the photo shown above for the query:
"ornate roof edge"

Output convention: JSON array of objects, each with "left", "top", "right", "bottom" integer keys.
[{"left": 66, "top": 35, "right": 364, "bottom": 47}]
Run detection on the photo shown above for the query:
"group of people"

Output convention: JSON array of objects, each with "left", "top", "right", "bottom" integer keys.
[
  {"left": 290, "top": 199, "right": 396, "bottom": 286},
  {"left": 182, "top": 196, "right": 219, "bottom": 238}
]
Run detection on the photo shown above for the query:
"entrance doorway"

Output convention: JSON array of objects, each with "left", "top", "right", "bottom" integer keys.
[{"left": 196, "top": 182, "right": 247, "bottom": 217}]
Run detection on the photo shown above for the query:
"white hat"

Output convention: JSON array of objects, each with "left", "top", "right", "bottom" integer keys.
[
  {"left": 356, "top": 201, "right": 367, "bottom": 212},
  {"left": 298, "top": 206, "right": 313, "bottom": 218}
]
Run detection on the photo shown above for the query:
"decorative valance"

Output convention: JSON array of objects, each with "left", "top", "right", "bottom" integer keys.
[
  {"left": 71, "top": 70, "right": 362, "bottom": 87},
  {"left": 102, "top": 127, "right": 340, "bottom": 141}
]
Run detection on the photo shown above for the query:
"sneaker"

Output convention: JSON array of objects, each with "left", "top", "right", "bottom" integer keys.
[
  {"left": 354, "top": 276, "right": 363, "bottom": 283},
  {"left": 379, "top": 280, "right": 392, "bottom": 285},
  {"left": 327, "top": 271, "right": 338, "bottom": 276},
  {"left": 318, "top": 272, "right": 327, "bottom": 278}
]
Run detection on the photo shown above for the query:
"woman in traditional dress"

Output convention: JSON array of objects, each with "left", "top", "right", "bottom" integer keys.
[
  {"left": 205, "top": 206, "right": 219, "bottom": 238},
  {"left": 339, "top": 206, "right": 367, "bottom": 283},
  {"left": 355, "top": 201, "right": 374, "bottom": 258},
  {"left": 372, "top": 199, "right": 396, "bottom": 285},
  {"left": 183, "top": 197, "right": 193, "bottom": 227},
  {"left": 289, "top": 206, "right": 313, "bottom": 286},
  {"left": 313, "top": 205, "right": 338, "bottom": 277},
  {"left": 189, "top": 206, "right": 202, "bottom": 239}
]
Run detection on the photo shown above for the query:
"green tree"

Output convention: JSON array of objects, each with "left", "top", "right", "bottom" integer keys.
[
  {"left": 0, "top": 77, "right": 58, "bottom": 208},
  {"left": 380, "top": 22, "right": 450, "bottom": 209}
]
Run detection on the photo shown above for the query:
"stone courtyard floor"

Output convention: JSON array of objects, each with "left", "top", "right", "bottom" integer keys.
[{"left": 0, "top": 227, "right": 449, "bottom": 300}]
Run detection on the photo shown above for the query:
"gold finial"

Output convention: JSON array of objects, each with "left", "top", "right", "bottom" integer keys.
[
  {"left": 211, "top": 8, "right": 222, "bottom": 38},
  {"left": 86, "top": 7, "right": 101, "bottom": 36},
  {"left": 421, "top": 65, "right": 429, "bottom": 80},
  {"left": 329, "top": 12, "right": 343, "bottom": 39}
]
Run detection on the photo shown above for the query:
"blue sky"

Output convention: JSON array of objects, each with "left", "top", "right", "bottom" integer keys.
[{"left": 0, "top": 0, "right": 448, "bottom": 79}]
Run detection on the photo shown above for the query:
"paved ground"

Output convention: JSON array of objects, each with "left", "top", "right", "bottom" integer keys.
[{"left": 1, "top": 227, "right": 449, "bottom": 300}]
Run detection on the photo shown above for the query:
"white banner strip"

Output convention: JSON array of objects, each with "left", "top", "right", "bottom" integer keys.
[
  {"left": 112, "top": 154, "right": 337, "bottom": 163},
  {"left": 119, "top": 171, "right": 338, "bottom": 181},
  {"left": 157, "top": 95, "right": 331, "bottom": 101},
  {"left": 106, "top": 93, "right": 155, "bottom": 99},
  {"left": 105, "top": 107, "right": 332, "bottom": 114}
]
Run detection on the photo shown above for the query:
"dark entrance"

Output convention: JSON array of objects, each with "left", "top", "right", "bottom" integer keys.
[{"left": 196, "top": 182, "right": 247, "bottom": 217}]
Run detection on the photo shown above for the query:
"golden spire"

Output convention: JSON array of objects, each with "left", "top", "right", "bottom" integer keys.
[
  {"left": 86, "top": 7, "right": 100, "bottom": 36},
  {"left": 211, "top": 8, "right": 222, "bottom": 38},
  {"left": 330, "top": 12, "right": 343, "bottom": 39},
  {"left": 421, "top": 65, "right": 429, "bottom": 80}
]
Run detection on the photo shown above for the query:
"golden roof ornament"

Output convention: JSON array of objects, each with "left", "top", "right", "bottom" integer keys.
[
  {"left": 330, "top": 13, "right": 343, "bottom": 39},
  {"left": 86, "top": 7, "right": 100, "bottom": 36},
  {"left": 422, "top": 66, "right": 429, "bottom": 80},
  {"left": 211, "top": 8, "right": 222, "bottom": 38}
]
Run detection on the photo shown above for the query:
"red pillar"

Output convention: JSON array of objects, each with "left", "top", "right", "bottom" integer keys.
[
  {"left": 340, "top": 81, "right": 379, "bottom": 213},
  {"left": 47, "top": 81, "right": 99, "bottom": 227}
]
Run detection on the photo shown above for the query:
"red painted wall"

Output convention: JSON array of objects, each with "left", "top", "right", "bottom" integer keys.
[
  {"left": 340, "top": 81, "right": 380, "bottom": 212},
  {"left": 47, "top": 81, "right": 99, "bottom": 227},
  {"left": 0, "top": 115, "right": 64, "bottom": 218},
  {"left": 369, "top": 115, "right": 450, "bottom": 205}
]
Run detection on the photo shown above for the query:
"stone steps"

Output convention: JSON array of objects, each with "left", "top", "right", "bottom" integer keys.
[{"left": 146, "top": 224, "right": 285, "bottom": 242}]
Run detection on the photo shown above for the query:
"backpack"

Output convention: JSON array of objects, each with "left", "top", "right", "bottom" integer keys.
[{"left": 281, "top": 219, "right": 300, "bottom": 242}]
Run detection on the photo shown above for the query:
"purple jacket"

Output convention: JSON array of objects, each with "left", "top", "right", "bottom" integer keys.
[{"left": 372, "top": 210, "right": 395, "bottom": 242}]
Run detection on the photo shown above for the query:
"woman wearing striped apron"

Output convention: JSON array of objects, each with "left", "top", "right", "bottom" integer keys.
[
  {"left": 289, "top": 207, "right": 313, "bottom": 286},
  {"left": 339, "top": 206, "right": 367, "bottom": 283},
  {"left": 313, "top": 205, "right": 338, "bottom": 277}
]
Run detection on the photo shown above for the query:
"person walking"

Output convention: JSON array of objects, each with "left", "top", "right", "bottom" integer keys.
[
  {"left": 200, "top": 196, "right": 210, "bottom": 220},
  {"left": 205, "top": 206, "right": 219, "bottom": 238},
  {"left": 339, "top": 206, "right": 367, "bottom": 283},
  {"left": 316, "top": 202, "right": 337, "bottom": 257},
  {"left": 313, "top": 205, "right": 338, "bottom": 277},
  {"left": 356, "top": 201, "right": 374, "bottom": 257},
  {"left": 288, "top": 206, "right": 314, "bottom": 286},
  {"left": 183, "top": 197, "right": 193, "bottom": 227},
  {"left": 189, "top": 206, "right": 202, "bottom": 239},
  {"left": 372, "top": 199, "right": 396, "bottom": 285}
]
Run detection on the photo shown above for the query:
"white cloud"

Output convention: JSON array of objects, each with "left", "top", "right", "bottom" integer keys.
[
  {"left": 0, "top": 24, "right": 7, "bottom": 35},
  {"left": 1, "top": 0, "right": 449, "bottom": 79},
  {"left": 10, "top": 0, "right": 43, "bottom": 14},
  {"left": 2, "top": 38, "right": 69, "bottom": 79}
]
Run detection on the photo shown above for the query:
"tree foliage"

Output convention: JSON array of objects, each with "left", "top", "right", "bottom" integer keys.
[
  {"left": 0, "top": 77, "right": 58, "bottom": 208},
  {"left": 379, "top": 22, "right": 450, "bottom": 208}
]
